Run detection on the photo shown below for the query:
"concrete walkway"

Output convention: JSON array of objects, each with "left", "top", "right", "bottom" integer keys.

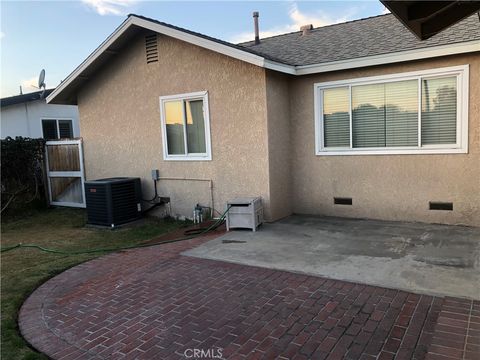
[
  {"left": 19, "top": 234, "right": 479, "bottom": 359},
  {"left": 184, "top": 216, "right": 480, "bottom": 300}
]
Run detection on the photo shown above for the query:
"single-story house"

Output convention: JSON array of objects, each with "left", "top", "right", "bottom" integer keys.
[
  {"left": 1, "top": 89, "right": 80, "bottom": 139},
  {"left": 47, "top": 12, "right": 480, "bottom": 226}
]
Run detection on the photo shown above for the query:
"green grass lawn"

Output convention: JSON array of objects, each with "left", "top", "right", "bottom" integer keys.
[{"left": 1, "top": 208, "right": 184, "bottom": 360}]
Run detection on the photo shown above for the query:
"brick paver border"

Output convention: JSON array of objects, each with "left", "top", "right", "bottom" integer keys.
[
  {"left": 426, "top": 297, "right": 480, "bottom": 360},
  {"left": 18, "top": 235, "right": 477, "bottom": 359}
]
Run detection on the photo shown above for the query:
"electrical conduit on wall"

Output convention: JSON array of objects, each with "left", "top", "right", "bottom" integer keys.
[{"left": 157, "top": 177, "right": 214, "bottom": 218}]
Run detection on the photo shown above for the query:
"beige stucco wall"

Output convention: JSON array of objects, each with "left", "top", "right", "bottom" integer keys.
[
  {"left": 265, "top": 70, "right": 293, "bottom": 220},
  {"left": 78, "top": 31, "right": 275, "bottom": 220},
  {"left": 77, "top": 29, "right": 479, "bottom": 226},
  {"left": 289, "top": 53, "right": 480, "bottom": 226}
]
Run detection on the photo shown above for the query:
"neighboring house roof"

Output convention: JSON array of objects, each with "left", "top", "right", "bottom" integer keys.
[
  {"left": 47, "top": 13, "right": 480, "bottom": 105},
  {"left": 238, "top": 13, "right": 480, "bottom": 66},
  {"left": 1, "top": 89, "right": 54, "bottom": 108}
]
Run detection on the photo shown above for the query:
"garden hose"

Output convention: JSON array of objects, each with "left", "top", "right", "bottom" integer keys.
[{"left": 0, "top": 206, "right": 231, "bottom": 255}]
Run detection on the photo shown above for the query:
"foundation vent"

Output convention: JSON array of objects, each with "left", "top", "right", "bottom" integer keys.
[
  {"left": 429, "top": 202, "right": 453, "bottom": 211},
  {"left": 145, "top": 34, "right": 158, "bottom": 63},
  {"left": 334, "top": 197, "right": 352, "bottom": 205}
]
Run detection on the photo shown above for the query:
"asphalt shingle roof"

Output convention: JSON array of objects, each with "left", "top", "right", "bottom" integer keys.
[
  {"left": 238, "top": 13, "right": 480, "bottom": 66},
  {"left": 129, "top": 14, "right": 290, "bottom": 64}
]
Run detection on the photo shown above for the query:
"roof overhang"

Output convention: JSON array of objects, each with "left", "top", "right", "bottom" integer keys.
[
  {"left": 47, "top": 16, "right": 294, "bottom": 105},
  {"left": 47, "top": 14, "right": 480, "bottom": 105},
  {"left": 295, "top": 40, "right": 480, "bottom": 75},
  {"left": 381, "top": 0, "right": 480, "bottom": 40}
]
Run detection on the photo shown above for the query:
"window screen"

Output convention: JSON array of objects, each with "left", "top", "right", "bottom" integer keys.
[
  {"left": 185, "top": 100, "right": 206, "bottom": 153},
  {"left": 421, "top": 77, "right": 457, "bottom": 145},
  {"left": 58, "top": 120, "right": 73, "bottom": 138}
]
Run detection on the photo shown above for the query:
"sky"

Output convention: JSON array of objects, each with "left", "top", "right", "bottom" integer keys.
[{"left": 0, "top": 1, "right": 389, "bottom": 97}]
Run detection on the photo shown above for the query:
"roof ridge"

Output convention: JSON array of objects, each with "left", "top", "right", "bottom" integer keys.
[{"left": 238, "top": 13, "right": 393, "bottom": 45}]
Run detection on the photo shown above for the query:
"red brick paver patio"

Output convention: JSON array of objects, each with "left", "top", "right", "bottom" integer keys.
[{"left": 19, "top": 236, "right": 479, "bottom": 360}]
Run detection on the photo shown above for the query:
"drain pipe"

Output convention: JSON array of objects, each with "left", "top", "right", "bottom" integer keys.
[{"left": 157, "top": 177, "right": 214, "bottom": 218}]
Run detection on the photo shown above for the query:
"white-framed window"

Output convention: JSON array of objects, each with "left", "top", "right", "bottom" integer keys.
[
  {"left": 41, "top": 118, "right": 74, "bottom": 140},
  {"left": 159, "top": 91, "right": 212, "bottom": 161},
  {"left": 314, "top": 65, "right": 469, "bottom": 155}
]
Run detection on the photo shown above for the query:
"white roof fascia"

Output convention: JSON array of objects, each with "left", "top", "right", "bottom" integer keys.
[
  {"left": 132, "top": 16, "right": 294, "bottom": 74},
  {"left": 296, "top": 40, "right": 480, "bottom": 75},
  {"left": 47, "top": 16, "right": 479, "bottom": 104},
  {"left": 47, "top": 17, "right": 133, "bottom": 104}
]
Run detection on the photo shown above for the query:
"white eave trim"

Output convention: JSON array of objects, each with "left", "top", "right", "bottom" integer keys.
[
  {"left": 132, "top": 17, "right": 294, "bottom": 74},
  {"left": 47, "top": 17, "right": 132, "bottom": 104},
  {"left": 47, "top": 16, "right": 294, "bottom": 103},
  {"left": 47, "top": 14, "right": 480, "bottom": 104},
  {"left": 296, "top": 40, "right": 480, "bottom": 75}
]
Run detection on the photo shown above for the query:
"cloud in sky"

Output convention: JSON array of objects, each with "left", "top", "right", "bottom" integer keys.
[
  {"left": 382, "top": 7, "right": 391, "bottom": 14},
  {"left": 21, "top": 76, "right": 40, "bottom": 93},
  {"left": 0, "top": 31, "right": 4, "bottom": 40},
  {"left": 81, "top": 0, "right": 138, "bottom": 16},
  {"left": 230, "top": 3, "right": 356, "bottom": 43}
]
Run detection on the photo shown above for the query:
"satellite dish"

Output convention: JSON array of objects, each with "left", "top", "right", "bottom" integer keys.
[{"left": 38, "top": 69, "right": 46, "bottom": 89}]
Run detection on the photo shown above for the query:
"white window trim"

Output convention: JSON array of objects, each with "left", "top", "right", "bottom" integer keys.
[
  {"left": 314, "top": 65, "right": 469, "bottom": 156},
  {"left": 41, "top": 118, "right": 74, "bottom": 139},
  {"left": 159, "top": 91, "right": 212, "bottom": 161}
]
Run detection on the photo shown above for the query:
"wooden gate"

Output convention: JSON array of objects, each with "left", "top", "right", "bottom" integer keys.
[{"left": 45, "top": 139, "right": 86, "bottom": 208}]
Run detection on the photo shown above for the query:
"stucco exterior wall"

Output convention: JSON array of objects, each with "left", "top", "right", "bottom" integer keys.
[
  {"left": 265, "top": 70, "right": 293, "bottom": 220},
  {"left": 0, "top": 101, "right": 79, "bottom": 139},
  {"left": 290, "top": 53, "right": 480, "bottom": 226},
  {"left": 77, "top": 32, "right": 274, "bottom": 220}
]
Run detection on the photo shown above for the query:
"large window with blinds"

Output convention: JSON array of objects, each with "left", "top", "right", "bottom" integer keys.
[
  {"left": 315, "top": 65, "right": 469, "bottom": 155},
  {"left": 160, "top": 91, "right": 212, "bottom": 161}
]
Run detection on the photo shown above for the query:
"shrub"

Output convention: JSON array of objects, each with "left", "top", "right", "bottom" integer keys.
[{"left": 1, "top": 137, "right": 47, "bottom": 215}]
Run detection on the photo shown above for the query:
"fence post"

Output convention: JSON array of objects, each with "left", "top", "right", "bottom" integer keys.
[{"left": 42, "top": 146, "right": 51, "bottom": 207}]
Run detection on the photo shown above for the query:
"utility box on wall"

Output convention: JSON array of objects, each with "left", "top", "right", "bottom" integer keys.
[{"left": 226, "top": 197, "right": 263, "bottom": 232}]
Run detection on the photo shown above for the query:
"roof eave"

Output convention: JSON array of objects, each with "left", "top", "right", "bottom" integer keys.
[
  {"left": 295, "top": 40, "right": 480, "bottom": 76},
  {"left": 47, "top": 15, "right": 480, "bottom": 105},
  {"left": 47, "top": 15, "right": 294, "bottom": 105},
  {"left": 47, "top": 17, "right": 133, "bottom": 105}
]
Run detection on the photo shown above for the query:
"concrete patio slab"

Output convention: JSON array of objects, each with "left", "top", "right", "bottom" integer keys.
[
  {"left": 19, "top": 233, "right": 480, "bottom": 359},
  {"left": 183, "top": 216, "right": 480, "bottom": 300}
]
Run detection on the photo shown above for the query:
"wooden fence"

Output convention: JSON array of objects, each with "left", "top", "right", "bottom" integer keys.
[{"left": 45, "top": 139, "right": 85, "bottom": 208}]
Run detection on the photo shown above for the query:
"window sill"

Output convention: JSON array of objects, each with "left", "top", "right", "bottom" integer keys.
[
  {"left": 316, "top": 147, "right": 467, "bottom": 156},
  {"left": 163, "top": 155, "right": 212, "bottom": 161}
]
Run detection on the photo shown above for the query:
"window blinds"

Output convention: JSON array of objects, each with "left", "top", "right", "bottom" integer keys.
[
  {"left": 421, "top": 77, "right": 457, "bottom": 145},
  {"left": 322, "top": 76, "right": 457, "bottom": 149}
]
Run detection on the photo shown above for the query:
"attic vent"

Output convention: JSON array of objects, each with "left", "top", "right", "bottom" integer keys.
[
  {"left": 334, "top": 197, "right": 352, "bottom": 205},
  {"left": 145, "top": 34, "right": 158, "bottom": 63},
  {"left": 429, "top": 202, "right": 453, "bottom": 211}
]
